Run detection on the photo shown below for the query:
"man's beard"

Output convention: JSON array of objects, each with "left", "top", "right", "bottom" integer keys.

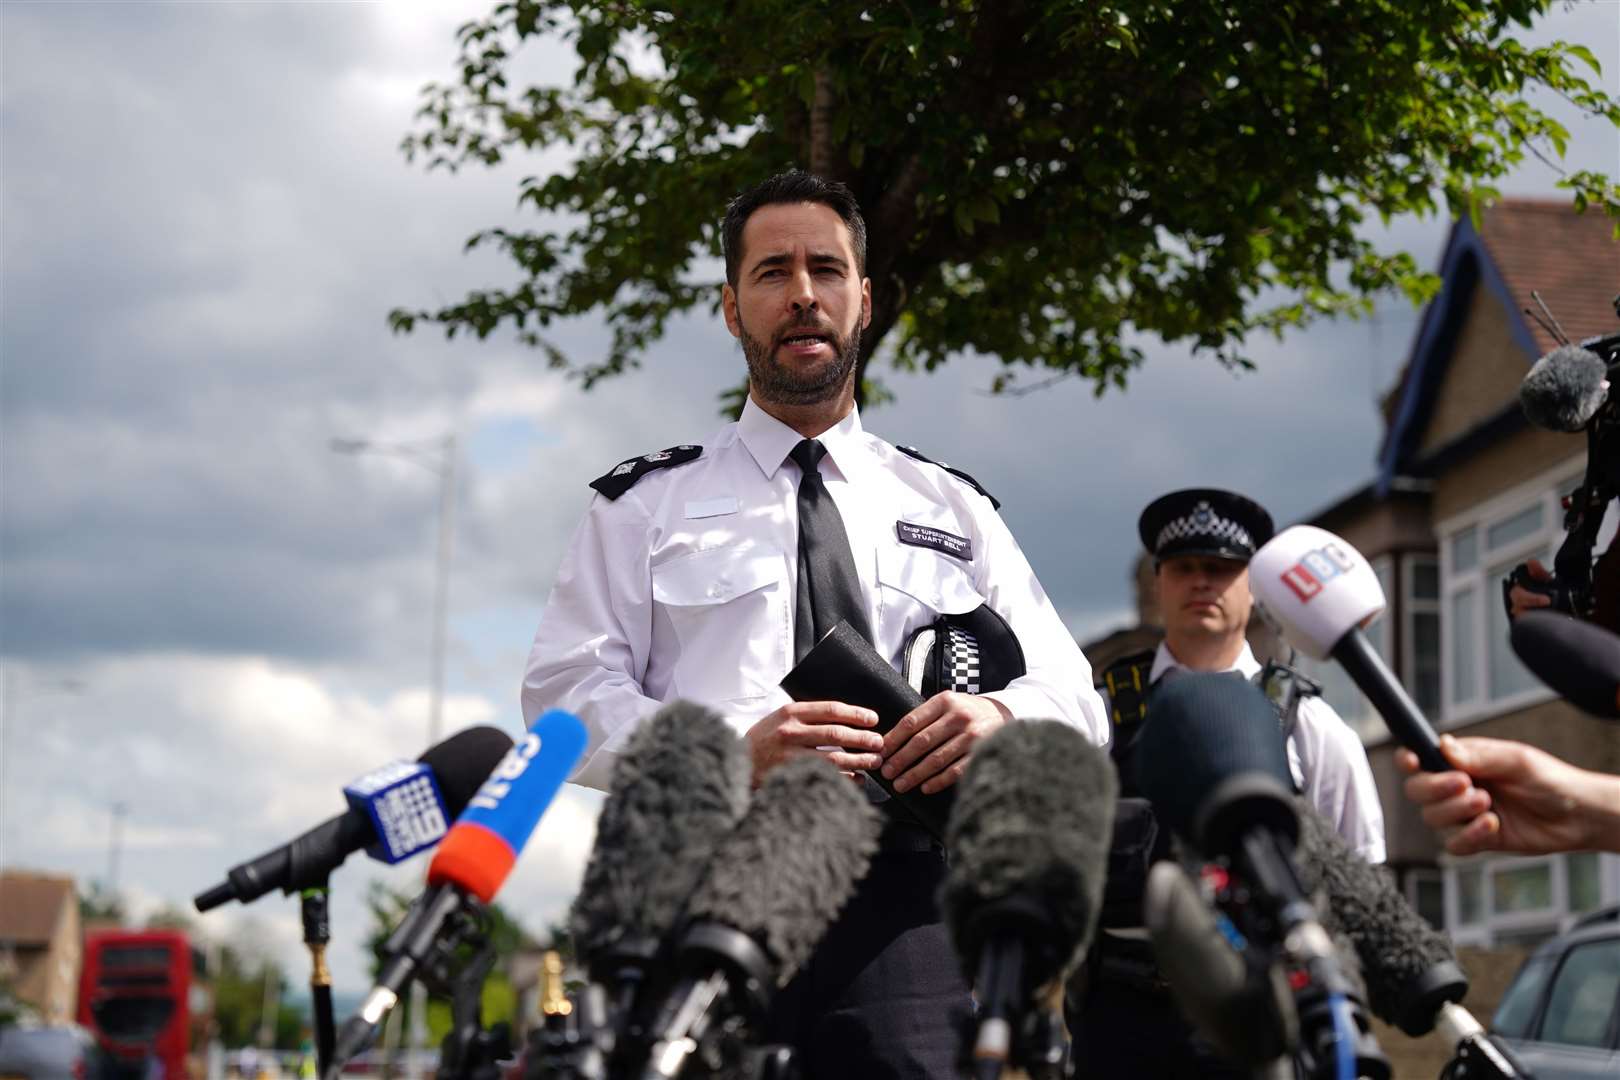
[{"left": 739, "top": 311, "right": 861, "bottom": 407}]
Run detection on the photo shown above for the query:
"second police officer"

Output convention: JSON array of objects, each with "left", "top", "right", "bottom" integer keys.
[{"left": 1073, "top": 488, "right": 1385, "bottom": 1078}]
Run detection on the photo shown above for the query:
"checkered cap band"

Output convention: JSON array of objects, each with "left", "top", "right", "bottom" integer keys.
[
  {"left": 1154, "top": 500, "right": 1254, "bottom": 556},
  {"left": 945, "top": 625, "right": 981, "bottom": 695}
]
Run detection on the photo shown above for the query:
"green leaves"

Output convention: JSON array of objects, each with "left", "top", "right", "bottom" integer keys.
[{"left": 394, "top": 0, "right": 1620, "bottom": 404}]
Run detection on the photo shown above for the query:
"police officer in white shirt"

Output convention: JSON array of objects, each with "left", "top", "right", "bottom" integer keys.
[
  {"left": 1073, "top": 488, "right": 1384, "bottom": 1078},
  {"left": 522, "top": 171, "right": 1108, "bottom": 1079},
  {"left": 1135, "top": 488, "right": 1384, "bottom": 860}
]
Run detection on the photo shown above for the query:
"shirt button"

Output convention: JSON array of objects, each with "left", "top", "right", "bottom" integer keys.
[{"left": 707, "top": 584, "right": 723, "bottom": 599}]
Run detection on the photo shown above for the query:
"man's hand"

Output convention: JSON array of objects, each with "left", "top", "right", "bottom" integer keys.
[
  {"left": 880, "top": 691, "right": 1012, "bottom": 795},
  {"left": 744, "top": 700, "right": 882, "bottom": 788},
  {"left": 1507, "top": 558, "right": 1554, "bottom": 618},
  {"left": 1396, "top": 735, "right": 1598, "bottom": 856}
]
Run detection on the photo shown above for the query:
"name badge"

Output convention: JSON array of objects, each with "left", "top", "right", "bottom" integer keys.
[
  {"left": 685, "top": 496, "right": 739, "bottom": 519},
  {"left": 896, "top": 520, "right": 972, "bottom": 561}
]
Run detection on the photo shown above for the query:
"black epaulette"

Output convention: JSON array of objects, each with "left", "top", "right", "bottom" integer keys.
[
  {"left": 589, "top": 444, "right": 702, "bottom": 500},
  {"left": 896, "top": 445, "right": 1001, "bottom": 510},
  {"left": 1098, "top": 649, "right": 1157, "bottom": 736}
]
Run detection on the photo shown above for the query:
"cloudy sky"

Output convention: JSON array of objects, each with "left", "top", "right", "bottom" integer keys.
[{"left": 2, "top": 2, "right": 1616, "bottom": 999}]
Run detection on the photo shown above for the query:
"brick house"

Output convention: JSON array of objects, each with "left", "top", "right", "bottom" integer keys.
[
  {"left": 0, "top": 870, "right": 82, "bottom": 1024},
  {"left": 1290, "top": 198, "right": 1620, "bottom": 948}
]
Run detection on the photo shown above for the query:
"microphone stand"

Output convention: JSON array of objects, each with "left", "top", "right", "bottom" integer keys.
[
  {"left": 301, "top": 881, "right": 336, "bottom": 1079},
  {"left": 437, "top": 937, "right": 509, "bottom": 1080}
]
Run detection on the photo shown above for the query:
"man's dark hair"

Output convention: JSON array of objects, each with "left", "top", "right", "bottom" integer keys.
[{"left": 721, "top": 171, "right": 868, "bottom": 288}]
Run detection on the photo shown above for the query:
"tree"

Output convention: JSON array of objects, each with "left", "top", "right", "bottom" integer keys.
[
  {"left": 394, "top": 0, "right": 1620, "bottom": 407},
  {"left": 207, "top": 943, "right": 303, "bottom": 1050},
  {"left": 78, "top": 880, "right": 127, "bottom": 926}
]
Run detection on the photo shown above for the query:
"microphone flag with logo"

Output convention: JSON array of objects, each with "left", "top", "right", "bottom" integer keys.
[{"left": 194, "top": 724, "right": 514, "bottom": 911}]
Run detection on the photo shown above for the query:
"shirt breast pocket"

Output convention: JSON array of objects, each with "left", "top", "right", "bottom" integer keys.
[
  {"left": 876, "top": 542, "right": 984, "bottom": 630},
  {"left": 652, "top": 544, "right": 790, "bottom": 705}
]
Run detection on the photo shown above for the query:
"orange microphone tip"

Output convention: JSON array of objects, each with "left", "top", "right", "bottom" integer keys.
[{"left": 427, "top": 822, "right": 515, "bottom": 904}]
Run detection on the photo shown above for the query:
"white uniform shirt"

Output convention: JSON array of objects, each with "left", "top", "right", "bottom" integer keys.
[
  {"left": 1149, "top": 640, "right": 1387, "bottom": 864},
  {"left": 523, "top": 397, "right": 1109, "bottom": 790}
]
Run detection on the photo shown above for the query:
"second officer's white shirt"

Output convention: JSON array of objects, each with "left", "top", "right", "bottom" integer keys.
[
  {"left": 523, "top": 396, "right": 1109, "bottom": 790},
  {"left": 1148, "top": 640, "right": 1388, "bottom": 864}
]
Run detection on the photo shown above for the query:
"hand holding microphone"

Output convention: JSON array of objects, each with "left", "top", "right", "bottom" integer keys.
[
  {"left": 1397, "top": 735, "right": 1620, "bottom": 856},
  {"left": 1250, "top": 525, "right": 1449, "bottom": 772}
]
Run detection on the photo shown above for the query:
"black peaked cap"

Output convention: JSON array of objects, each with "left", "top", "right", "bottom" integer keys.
[{"left": 1138, "top": 488, "right": 1275, "bottom": 564}]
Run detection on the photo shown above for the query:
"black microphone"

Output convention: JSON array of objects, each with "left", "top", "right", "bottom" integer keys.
[
  {"left": 569, "top": 701, "right": 751, "bottom": 1023},
  {"left": 633, "top": 755, "right": 882, "bottom": 1080},
  {"left": 1520, "top": 343, "right": 1611, "bottom": 432},
  {"left": 1135, "top": 673, "right": 1384, "bottom": 1078},
  {"left": 193, "top": 725, "right": 514, "bottom": 911},
  {"left": 1510, "top": 609, "right": 1620, "bottom": 718},
  {"left": 1143, "top": 859, "right": 1301, "bottom": 1069},
  {"left": 941, "top": 721, "right": 1116, "bottom": 1080},
  {"left": 1294, "top": 801, "right": 1529, "bottom": 1077}
]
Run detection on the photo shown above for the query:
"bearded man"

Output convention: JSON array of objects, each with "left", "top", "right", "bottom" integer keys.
[{"left": 521, "top": 170, "right": 1106, "bottom": 1079}]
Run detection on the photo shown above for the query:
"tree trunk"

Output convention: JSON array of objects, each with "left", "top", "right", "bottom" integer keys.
[
  {"left": 855, "top": 275, "right": 907, "bottom": 410},
  {"left": 810, "top": 69, "right": 837, "bottom": 178}
]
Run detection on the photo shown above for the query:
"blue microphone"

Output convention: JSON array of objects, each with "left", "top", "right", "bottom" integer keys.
[{"left": 331, "top": 710, "right": 587, "bottom": 1071}]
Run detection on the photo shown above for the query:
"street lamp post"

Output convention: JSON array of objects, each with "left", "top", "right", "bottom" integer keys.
[
  {"left": 330, "top": 435, "right": 457, "bottom": 746},
  {"left": 330, "top": 434, "right": 457, "bottom": 1080}
]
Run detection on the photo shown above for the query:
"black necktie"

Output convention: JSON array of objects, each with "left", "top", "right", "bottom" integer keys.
[{"left": 792, "top": 438, "right": 872, "bottom": 661}]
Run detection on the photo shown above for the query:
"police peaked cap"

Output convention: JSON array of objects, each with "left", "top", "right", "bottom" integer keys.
[{"left": 1138, "top": 488, "right": 1275, "bottom": 565}]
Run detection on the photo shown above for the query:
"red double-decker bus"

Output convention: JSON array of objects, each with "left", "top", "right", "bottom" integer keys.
[{"left": 76, "top": 930, "right": 203, "bottom": 1080}]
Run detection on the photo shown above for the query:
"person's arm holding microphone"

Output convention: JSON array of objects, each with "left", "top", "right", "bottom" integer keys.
[{"left": 1396, "top": 736, "right": 1620, "bottom": 856}]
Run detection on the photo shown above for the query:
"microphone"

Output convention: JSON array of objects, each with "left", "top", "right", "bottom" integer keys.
[
  {"left": 1249, "top": 525, "right": 1450, "bottom": 772},
  {"left": 1510, "top": 609, "right": 1620, "bottom": 718},
  {"left": 1135, "top": 673, "right": 1384, "bottom": 1079},
  {"left": 1294, "top": 799, "right": 1529, "bottom": 1077},
  {"left": 1143, "top": 860, "right": 1300, "bottom": 1069},
  {"left": 194, "top": 725, "right": 515, "bottom": 911},
  {"left": 330, "top": 709, "right": 587, "bottom": 1071},
  {"left": 1520, "top": 343, "right": 1611, "bottom": 432},
  {"left": 940, "top": 721, "right": 1116, "bottom": 1080},
  {"left": 633, "top": 755, "right": 882, "bottom": 1080},
  {"left": 569, "top": 701, "right": 751, "bottom": 1021}
]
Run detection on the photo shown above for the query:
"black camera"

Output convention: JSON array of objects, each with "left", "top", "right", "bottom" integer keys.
[{"left": 1502, "top": 295, "right": 1620, "bottom": 621}]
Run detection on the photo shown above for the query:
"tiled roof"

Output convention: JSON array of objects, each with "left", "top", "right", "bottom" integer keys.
[
  {"left": 1375, "top": 198, "right": 1618, "bottom": 492},
  {"left": 1477, "top": 197, "right": 1619, "bottom": 354},
  {"left": 0, "top": 871, "right": 76, "bottom": 945}
]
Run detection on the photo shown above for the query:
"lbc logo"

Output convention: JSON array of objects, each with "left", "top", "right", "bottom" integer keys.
[{"left": 1279, "top": 543, "right": 1356, "bottom": 603}]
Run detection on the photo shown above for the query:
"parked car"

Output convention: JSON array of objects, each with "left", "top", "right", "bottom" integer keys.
[
  {"left": 1490, "top": 904, "right": 1620, "bottom": 1079},
  {"left": 0, "top": 1023, "right": 95, "bottom": 1080}
]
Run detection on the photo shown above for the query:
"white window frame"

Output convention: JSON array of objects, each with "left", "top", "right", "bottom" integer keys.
[
  {"left": 1436, "top": 456, "right": 1584, "bottom": 727},
  {"left": 1445, "top": 852, "right": 1566, "bottom": 948},
  {"left": 1442, "top": 851, "right": 1620, "bottom": 946},
  {"left": 1402, "top": 553, "right": 1441, "bottom": 721}
]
